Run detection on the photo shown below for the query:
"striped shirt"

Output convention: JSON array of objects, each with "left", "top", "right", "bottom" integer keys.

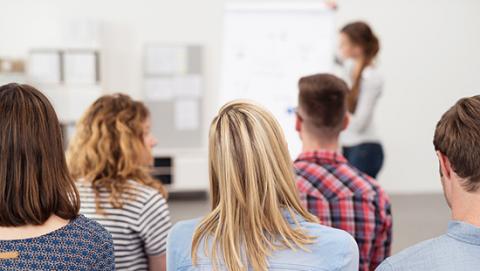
[{"left": 77, "top": 180, "right": 171, "bottom": 271}]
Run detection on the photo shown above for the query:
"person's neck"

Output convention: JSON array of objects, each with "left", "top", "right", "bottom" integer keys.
[
  {"left": 356, "top": 55, "right": 369, "bottom": 65},
  {"left": 451, "top": 190, "right": 480, "bottom": 227},
  {"left": 301, "top": 134, "right": 339, "bottom": 153},
  {"left": 0, "top": 215, "right": 70, "bottom": 240}
]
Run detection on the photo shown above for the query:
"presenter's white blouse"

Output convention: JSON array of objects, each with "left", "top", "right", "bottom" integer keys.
[{"left": 337, "top": 60, "right": 384, "bottom": 147}]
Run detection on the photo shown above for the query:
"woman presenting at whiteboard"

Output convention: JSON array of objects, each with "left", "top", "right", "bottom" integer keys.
[{"left": 337, "top": 21, "right": 384, "bottom": 178}]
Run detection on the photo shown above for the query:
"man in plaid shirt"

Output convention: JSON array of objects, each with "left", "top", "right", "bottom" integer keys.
[{"left": 293, "top": 74, "right": 392, "bottom": 271}]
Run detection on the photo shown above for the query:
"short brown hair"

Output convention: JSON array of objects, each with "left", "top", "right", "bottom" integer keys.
[
  {"left": 0, "top": 83, "right": 80, "bottom": 226},
  {"left": 298, "top": 73, "right": 349, "bottom": 138},
  {"left": 434, "top": 95, "right": 480, "bottom": 192}
]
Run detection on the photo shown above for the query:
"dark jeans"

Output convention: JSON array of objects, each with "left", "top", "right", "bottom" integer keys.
[{"left": 343, "top": 143, "right": 384, "bottom": 179}]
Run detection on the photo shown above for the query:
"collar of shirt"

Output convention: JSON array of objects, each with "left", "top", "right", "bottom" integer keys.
[
  {"left": 295, "top": 150, "right": 347, "bottom": 164},
  {"left": 281, "top": 208, "right": 306, "bottom": 225},
  {"left": 447, "top": 220, "right": 480, "bottom": 245}
]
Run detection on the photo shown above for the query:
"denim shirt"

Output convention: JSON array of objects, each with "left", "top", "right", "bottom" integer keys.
[
  {"left": 167, "top": 211, "right": 359, "bottom": 271},
  {"left": 376, "top": 220, "right": 480, "bottom": 271}
]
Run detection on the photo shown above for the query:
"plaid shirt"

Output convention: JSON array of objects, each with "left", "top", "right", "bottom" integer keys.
[{"left": 295, "top": 150, "right": 392, "bottom": 271}]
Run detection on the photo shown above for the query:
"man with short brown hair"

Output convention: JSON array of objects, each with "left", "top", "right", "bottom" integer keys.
[
  {"left": 377, "top": 95, "right": 480, "bottom": 270},
  {"left": 294, "top": 73, "right": 392, "bottom": 271}
]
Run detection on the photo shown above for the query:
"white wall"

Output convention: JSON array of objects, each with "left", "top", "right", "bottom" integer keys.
[
  {"left": 336, "top": 0, "right": 480, "bottom": 193},
  {"left": 1, "top": 0, "right": 479, "bottom": 193},
  {"left": 0, "top": 0, "right": 223, "bottom": 109},
  {"left": 0, "top": 0, "right": 224, "bottom": 191}
]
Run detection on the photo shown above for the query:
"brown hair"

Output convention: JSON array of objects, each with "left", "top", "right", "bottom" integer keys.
[
  {"left": 298, "top": 73, "right": 349, "bottom": 138},
  {"left": 67, "top": 94, "right": 167, "bottom": 212},
  {"left": 434, "top": 95, "right": 480, "bottom": 192},
  {"left": 341, "top": 21, "right": 380, "bottom": 113},
  {"left": 0, "top": 83, "right": 80, "bottom": 226}
]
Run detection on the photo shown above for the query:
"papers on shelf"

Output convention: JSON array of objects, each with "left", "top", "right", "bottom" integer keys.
[
  {"left": 145, "top": 46, "right": 188, "bottom": 75},
  {"left": 145, "top": 75, "right": 202, "bottom": 101},
  {"left": 145, "top": 78, "right": 175, "bottom": 101},
  {"left": 174, "top": 99, "right": 199, "bottom": 131},
  {"left": 174, "top": 75, "right": 202, "bottom": 98}
]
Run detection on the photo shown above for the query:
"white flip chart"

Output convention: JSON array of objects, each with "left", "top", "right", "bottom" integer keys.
[{"left": 221, "top": 2, "right": 336, "bottom": 156}]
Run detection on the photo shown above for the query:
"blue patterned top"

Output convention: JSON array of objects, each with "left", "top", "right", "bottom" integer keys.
[{"left": 0, "top": 215, "right": 115, "bottom": 271}]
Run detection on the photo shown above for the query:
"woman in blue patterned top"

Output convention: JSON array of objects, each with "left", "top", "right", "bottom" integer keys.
[{"left": 0, "top": 83, "right": 115, "bottom": 270}]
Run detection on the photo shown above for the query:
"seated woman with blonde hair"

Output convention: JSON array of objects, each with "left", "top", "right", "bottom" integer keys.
[
  {"left": 67, "top": 94, "right": 171, "bottom": 271},
  {"left": 167, "top": 100, "right": 359, "bottom": 271}
]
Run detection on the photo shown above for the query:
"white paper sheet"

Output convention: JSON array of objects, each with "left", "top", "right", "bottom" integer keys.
[
  {"left": 173, "top": 75, "right": 202, "bottom": 98},
  {"left": 174, "top": 99, "right": 199, "bottom": 130},
  {"left": 145, "top": 46, "right": 188, "bottom": 75},
  {"left": 64, "top": 52, "right": 97, "bottom": 84},
  {"left": 145, "top": 78, "right": 175, "bottom": 101},
  {"left": 28, "top": 52, "right": 61, "bottom": 84}
]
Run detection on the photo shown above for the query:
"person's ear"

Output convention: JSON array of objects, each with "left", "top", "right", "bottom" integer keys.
[
  {"left": 295, "top": 114, "right": 302, "bottom": 132},
  {"left": 341, "top": 112, "right": 350, "bottom": 132},
  {"left": 437, "top": 151, "right": 452, "bottom": 179}
]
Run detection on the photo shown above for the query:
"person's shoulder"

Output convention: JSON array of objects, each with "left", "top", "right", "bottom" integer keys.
[
  {"left": 304, "top": 221, "right": 358, "bottom": 253},
  {"left": 127, "top": 180, "right": 166, "bottom": 203},
  {"left": 362, "top": 65, "right": 383, "bottom": 80},
  {"left": 334, "top": 162, "right": 379, "bottom": 198},
  {"left": 127, "top": 179, "right": 158, "bottom": 194},
  {"left": 75, "top": 180, "right": 94, "bottom": 194},
  {"left": 337, "top": 161, "right": 387, "bottom": 200},
  {"left": 73, "top": 215, "right": 113, "bottom": 244},
  {"left": 294, "top": 155, "right": 355, "bottom": 199},
  {"left": 294, "top": 171, "right": 324, "bottom": 198},
  {"left": 301, "top": 222, "right": 359, "bottom": 269},
  {"left": 377, "top": 237, "right": 443, "bottom": 269},
  {"left": 168, "top": 218, "right": 202, "bottom": 259},
  {"left": 375, "top": 259, "right": 394, "bottom": 271},
  {"left": 170, "top": 218, "right": 201, "bottom": 239},
  {"left": 361, "top": 65, "right": 384, "bottom": 92}
]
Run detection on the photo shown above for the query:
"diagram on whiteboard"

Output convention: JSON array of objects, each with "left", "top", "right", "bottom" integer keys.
[{"left": 221, "top": 3, "right": 336, "bottom": 156}]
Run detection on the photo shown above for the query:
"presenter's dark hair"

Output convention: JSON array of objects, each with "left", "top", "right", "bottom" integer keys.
[
  {"left": 0, "top": 83, "right": 80, "bottom": 226},
  {"left": 341, "top": 21, "right": 380, "bottom": 113},
  {"left": 434, "top": 95, "right": 480, "bottom": 192},
  {"left": 298, "top": 73, "right": 348, "bottom": 138}
]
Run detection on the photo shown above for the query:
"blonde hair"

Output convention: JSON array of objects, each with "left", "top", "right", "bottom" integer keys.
[
  {"left": 67, "top": 94, "right": 167, "bottom": 212},
  {"left": 192, "top": 100, "right": 318, "bottom": 271}
]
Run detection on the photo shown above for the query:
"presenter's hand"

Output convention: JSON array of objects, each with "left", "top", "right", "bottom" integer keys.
[{"left": 326, "top": 0, "right": 338, "bottom": 10}]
